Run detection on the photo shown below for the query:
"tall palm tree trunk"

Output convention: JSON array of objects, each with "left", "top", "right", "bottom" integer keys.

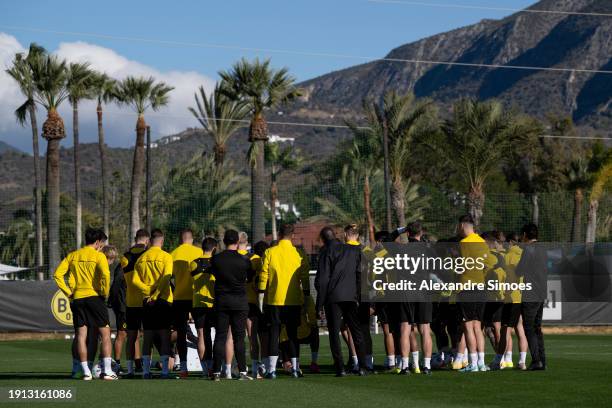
[
  {"left": 129, "top": 115, "right": 146, "bottom": 242},
  {"left": 28, "top": 104, "right": 44, "bottom": 279},
  {"left": 364, "top": 174, "right": 376, "bottom": 246},
  {"left": 468, "top": 185, "right": 485, "bottom": 227},
  {"left": 249, "top": 114, "right": 268, "bottom": 241},
  {"left": 271, "top": 176, "right": 278, "bottom": 241},
  {"left": 214, "top": 143, "right": 226, "bottom": 167},
  {"left": 586, "top": 199, "right": 598, "bottom": 243},
  {"left": 531, "top": 193, "right": 540, "bottom": 226},
  {"left": 97, "top": 103, "right": 110, "bottom": 238},
  {"left": 72, "top": 101, "right": 82, "bottom": 248},
  {"left": 43, "top": 108, "right": 65, "bottom": 273},
  {"left": 571, "top": 188, "right": 583, "bottom": 242},
  {"left": 392, "top": 175, "right": 407, "bottom": 243}
]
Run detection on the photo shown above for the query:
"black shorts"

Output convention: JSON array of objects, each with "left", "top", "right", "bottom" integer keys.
[
  {"left": 264, "top": 305, "right": 301, "bottom": 327},
  {"left": 248, "top": 303, "right": 263, "bottom": 320},
  {"left": 459, "top": 302, "right": 485, "bottom": 322},
  {"left": 73, "top": 296, "right": 109, "bottom": 328},
  {"left": 112, "top": 306, "right": 127, "bottom": 331},
  {"left": 376, "top": 303, "right": 390, "bottom": 324},
  {"left": 126, "top": 307, "right": 143, "bottom": 331},
  {"left": 413, "top": 302, "right": 433, "bottom": 324},
  {"left": 484, "top": 302, "right": 504, "bottom": 324},
  {"left": 389, "top": 302, "right": 414, "bottom": 324},
  {"left": 172, "top": 300, "right": 192, "bottom": 330},
  {"left": 358, "top": 302, "right": 372, "bottom": 325},
  {"left": 501, "top": 303, "right": 521, "bottom": 327},
  {"left": 142, "top": 299, "right": 172, "bottom": 330},
  {"left": 192, "top": 307, "right": 215, "bottom": 329}
]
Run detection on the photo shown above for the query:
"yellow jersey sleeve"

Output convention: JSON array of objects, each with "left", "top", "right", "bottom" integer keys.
[
  {"left": 97, "top": 252, "right": 111, "bottom": 298},
  {"left": 258, "top": 249, "right": 271, "bottom": 292},
  {"left": 53, "top": 255, "right": 73, "bottom": 298}
]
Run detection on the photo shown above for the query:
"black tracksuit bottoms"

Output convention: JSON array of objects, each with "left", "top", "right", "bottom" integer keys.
[
  {"left": 521, "top": 302, "right": 546, "bottom": 366},
  {"left": 213, "top": 309, "right": 248, "bottom": 373},
  {"left": 325, "top": 301, "right": 367, "bottom": 373}
]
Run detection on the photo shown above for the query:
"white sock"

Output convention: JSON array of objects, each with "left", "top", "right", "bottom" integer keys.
[
  {"left": 200, "top": 359, "right": 208, "bottom": 372},
  {"left": 463, "top": 354, "right": 468, "bottom": 364},
  {"left": 366, "top": 355, "right": 373, "bottom": 370},
  {"left": 174, "top": 353, "right": 180, "bottom": 365},
  {"left": 477, "top": 352, "right": 485, "bottom": 366},
  {"left": 161, "top": 355, "right": 169, "bottom": 375},
  {"left": 311, "top": 352, "right": 318, "bottom": 364},
  {"left": 351, "top": 355, "right": 359, "bottom": 370},
  {"left": 291, "top": 357, "right": 298, "bottom": 371},
  {"left": 386, "top": 355, "right": 395, "bottom": 367},
  {"left": 251, "top": 360, "right": 259, "bottom": 377},
  {"left": 142, "top": 356, "right": 151, "bottom": 375},
  {"left": 402, "top": 357, "right": 410, "bottom": 370},
  {"left": 225, "top": 364, "right": 232, "bottom": 377},
  {"left": 103, "top": 357, "right": 113, "bottom": 375},
  {"left": 81, "top": 361, "right": 92, "bottom": 377},
  {"left": 504, "top": 351, "right": 513, "bottom": 363},
  {"left": 519, "top": 352, "right": 527, "bottom": 364},
  {"left": 470, "top": 352, "right": 478, "bottom": 367},
  {"left": 424, "top": 357, "right": 431, "bottom": 369},
  {"left": 456, "top": 353, "right": 464, "bottom": 364},
  {"left": 268, "top": 356, "right": 279, "bottom": 373},
  {"left": 411, "top": 351, "right": 420, "bottom": 368},
  {"left": 127, "top": 360, "right": 134, "bottom": 374}
]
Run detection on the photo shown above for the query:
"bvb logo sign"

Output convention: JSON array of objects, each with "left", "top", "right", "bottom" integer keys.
[{"left": 51, "top": 290, "right": 72, "bottom": 326}]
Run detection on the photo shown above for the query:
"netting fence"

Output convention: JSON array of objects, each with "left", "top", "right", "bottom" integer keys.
[{"left": 0, "top": 138, "right": 610, "bottom": 280}]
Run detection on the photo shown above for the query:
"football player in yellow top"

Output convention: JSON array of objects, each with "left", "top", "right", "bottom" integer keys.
[
  {"left": 239, "top": 233, "right": 268, "bottom": 379},
  {"left": 54, "top": 228, "right": 116, "bottom": 381},
  {"left": 121, "top": 229, "right": 149, "bottom": 378},
  {"left": 170, "top": 228, "right": 204, "bottom": 378},
  {"left": 190, "top": 237, "right": 218, "bottom": 376},
  {"left": 132, "top": 229, "right": 174, "bottom": 379},
  {"left": 258, "top": 223, "right": 310, "bottom": 379},
  {"left": 456, "top": 215, "right": 496, "bottom": 373}
]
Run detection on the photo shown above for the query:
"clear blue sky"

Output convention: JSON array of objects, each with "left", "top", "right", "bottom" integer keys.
[{"left": 2, "top": 0, "right": 536, "bottom": 81}]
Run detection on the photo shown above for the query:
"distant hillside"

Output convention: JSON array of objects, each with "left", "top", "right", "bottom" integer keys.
[
  {"left": 283, "top": 0, "right": 612, "bottom": 134},
  {"left": 0, "top": 141, "right": 22, "bottom": 154}
]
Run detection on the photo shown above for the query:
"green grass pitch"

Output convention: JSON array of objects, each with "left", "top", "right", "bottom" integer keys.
[{"left": 0, "top": 334, "right": 609, "bottom": 407}]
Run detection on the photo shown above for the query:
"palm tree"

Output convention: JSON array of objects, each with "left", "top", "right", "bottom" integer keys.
[
  {"left": 567, "top": 158, "right": 590, "bottom": 242},
  {"left": 428, "top": 99, "right": 534, "bottom": 226},
  {"left": 5, "top": 43, "right": 46, "bottom": 278},
  {"left": 188, "top": 83, "right": 249, "bottom": 166},
  {"left": 161, "top": 154, "right": 250, "bottom": 238},
  {"left": 115, "top": 76, "right": 173, "bottom": 242},
  {"left": 586, "top": 161, "right": 612, "bottom": 243},
  {"left": 90, "top": 72, "right": 117, "bottom": 237},
  {"left": 219, "top": 58, "right": 301, "bottom": 241},
  {"left": 32, "top": 54, "right": 69, "bottom": 271},
  {"left": 0, "top": 212, "right": 35, "bottom": 267},
  {"left": 66, "top": 62, "right": 95, "bottom": 248},
  {"left": 265, "top": 142, "right": 302, "bottom": 240},
  {"left": 359, "top": 92, "right": 435, "bottom": 231}
]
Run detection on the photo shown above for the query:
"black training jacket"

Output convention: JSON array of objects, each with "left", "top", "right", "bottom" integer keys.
[{"left": 316, "top": 240, "right": 362, "bottom": 310}]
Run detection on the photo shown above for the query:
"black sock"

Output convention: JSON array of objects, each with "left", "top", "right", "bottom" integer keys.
[{"left": 135, "top": 359, "right": 143, "bottom": 371}]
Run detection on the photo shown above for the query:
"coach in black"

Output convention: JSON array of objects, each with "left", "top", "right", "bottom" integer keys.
[
  {"left": 316, "top": 226, "right": 368, "bottom": 376},
  {"left": 210, "top": 229, "right": 254, "bottom": 381}
]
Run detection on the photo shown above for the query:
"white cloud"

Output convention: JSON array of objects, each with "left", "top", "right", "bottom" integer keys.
[{"left": 0, "top": 34, "right": 215, "bottom": 152}]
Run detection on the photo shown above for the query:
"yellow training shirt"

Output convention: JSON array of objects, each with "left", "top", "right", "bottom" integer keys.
[
  {"left": 54, "top": 246, "right": 110, "bottom": 300},
  {"left": 171, "top": 243, "right": 204, "bottom": 301},
  {"left": 459, "top": 233, "right": 496, "bottom": 285},
  {"left": 238, "top": 249, "right": 262, "bottom": 304},
  {"left": 121, "top": 244, "right": 147, "bottom": 307},
  {"left": 504, "top": 245, "right": 524, "bottom": 303},
  {"left": 132, "top": 246, "right": 174, "bottom": 303},
  {"left": 258, "top": 239, "right": 310, "bottom": 306},
  {"left": 191, "top": 254, "right": 214, "bottom": 308}
]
